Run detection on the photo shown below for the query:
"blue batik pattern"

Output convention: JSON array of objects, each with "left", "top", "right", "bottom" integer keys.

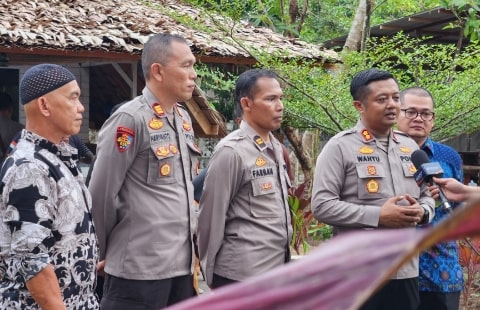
[{"left": 418, "top": 137, "right": 464, "bottom": 293}]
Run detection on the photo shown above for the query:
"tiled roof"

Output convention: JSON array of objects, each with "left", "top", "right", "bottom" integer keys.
[
  {"left": 0, "top": 0, "right": 339, "bottom": 63},
  {"left": 325, "top": 7, "right": 474, "bottom": 49}
]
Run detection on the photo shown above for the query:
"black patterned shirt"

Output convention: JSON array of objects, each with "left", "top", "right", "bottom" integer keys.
[{"left": 0, "top": 130, "right": 99, "bottom": 309}]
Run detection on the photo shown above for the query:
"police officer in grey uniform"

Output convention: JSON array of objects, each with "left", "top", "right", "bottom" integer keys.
[
  {"left": 311, "top": 68, "right": 435, "bottom": 310},
  {"left": 197, "top": 69, "right": 292, "bottom": 288},
  {"left": 89, "top": 33, "right": 200, "bottom": 309}
]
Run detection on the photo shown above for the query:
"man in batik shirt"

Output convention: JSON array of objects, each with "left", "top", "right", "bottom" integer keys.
[{"left": 0, "top": 64, "right": 99, "bottom": 309}]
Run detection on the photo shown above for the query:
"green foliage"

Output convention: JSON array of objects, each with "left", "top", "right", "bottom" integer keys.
[
  {"left": 308, "top": 222, "right": 333, "bottom": 241},
  {"left": 183, "top": 0, "right": 443, "bottom": 43},
  {"left": 288, "top": 180, "right": 314, "bottom": 255},
  {"left": 357, "top": 34, "right": 480, "bottom": 140},
  {"left": 252, "top": 33, "right": 480, "bottom": 141},
  {"left": 195, "top": 63, "right": 238, "bottom": 119},
  {"left": 436, "top": 0, "right": 480, "bottom": 41},
  {"left": 176, "top": 1, "right": 480, "bottom": 141},
  {"left": 371, "top": 0, "right": 442, "bottom": 25}
]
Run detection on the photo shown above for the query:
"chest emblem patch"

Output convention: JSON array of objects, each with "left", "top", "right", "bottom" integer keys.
[
  {"left": 367, "top": 166, "right": 377, "bottom": 175},
  {"left": 148, "top": 118, "right": 164, "bottom": 130},
  {"left": 182, "top": 121, "right": 191, "bottom": 132},
  {"left": 261, "top": 182, "right": 273, "bottom": 191},
  {"left": 359, "top": 146, "right": 374, "bottom": 154},
  {"left": 160, "top": 163, "right": 171, "bottom": 176},
  {"left": 409, "top": 163, "right": 417, "bottom": 174},
  {"left": 399, "top": 146, "right": 412, "bottom": 154},
  {"left": 366, "top": 179, "right": 379, "bottom": 193},
  {"left": 255, "top": 156, "right": 267, "bottom": 167},
  {"left": 169, "top": 144, "right": 178, "bottom": 155},
  {"left": 156, "top": 146, "right": 170, "bottom": 157}
]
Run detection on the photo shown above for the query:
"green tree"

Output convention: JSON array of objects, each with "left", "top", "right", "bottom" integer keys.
[
  {"left": 183, "top": 0, "right": 446, "bottom": 43},
  {"left": 174, "top": 0, "right": 480, "bottom": 178},
  {"left": 434, "top": 0, "right": 480, "bottom": 41}
]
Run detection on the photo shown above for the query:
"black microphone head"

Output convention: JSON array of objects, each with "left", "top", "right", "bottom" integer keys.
[{"left": 411, "top": 149, "right": 430, "bottom": 170}]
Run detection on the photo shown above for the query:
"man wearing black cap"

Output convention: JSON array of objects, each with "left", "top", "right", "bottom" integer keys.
[{"left": 0, "top": 64, "right": 99, "bottom": 309}]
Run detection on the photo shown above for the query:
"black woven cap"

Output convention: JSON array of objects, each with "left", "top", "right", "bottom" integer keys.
[{"left": 20, "top": 64, "right": 76, "bottom": 105}]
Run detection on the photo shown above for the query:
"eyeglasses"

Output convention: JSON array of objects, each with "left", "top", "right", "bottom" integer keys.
[{"left": 400, "top": 109, "right": 435, "bottom": 121}]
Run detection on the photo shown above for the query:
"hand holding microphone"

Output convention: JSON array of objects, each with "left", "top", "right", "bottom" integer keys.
[
  {"left": 411, "top": 149, "right": 451, "bottom": 210},
  {"left": 431, "top": 177, "right": 476, "bottom": 203}
]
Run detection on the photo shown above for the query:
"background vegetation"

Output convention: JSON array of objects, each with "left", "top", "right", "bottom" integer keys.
[
  {"left": 181, "top": 0, "right": 480, "bottom": 144},
  {"left": 173, "top": 0, "right": 480, "bottom": 306}
]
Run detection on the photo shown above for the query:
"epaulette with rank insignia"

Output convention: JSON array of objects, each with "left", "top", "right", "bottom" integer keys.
[
  {"left": 175, "top": 103, "right": 189, "bottom": 116},
  {"left": 336, "top": 128, "right": 356, "bottom": 137},
  {"left": 221, "top": 132, "right": 246, "bottom": 149},
  {"left": 393, "top": 130, "right": 409, "bottom": 137}
]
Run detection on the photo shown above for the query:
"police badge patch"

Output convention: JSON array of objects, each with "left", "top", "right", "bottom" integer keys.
[{"left": 116, "top": 126, "right": 135, "bottom": 152}]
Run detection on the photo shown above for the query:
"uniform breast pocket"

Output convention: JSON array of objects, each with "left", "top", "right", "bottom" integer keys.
[
  {"left": 147, "top": 144, "right": 176, "bottom": 184},
  {"left": 401, "top": 163, "right": 420, "bottom": 199},
  {"left": 187, "top": 142, "right": 202, "bottom": 178},
  {"left": 355, "top": 164, "right": 388, "bottom": 200},
  {"left": 249, "top": 176, "right": 280, "bottom": 218}
]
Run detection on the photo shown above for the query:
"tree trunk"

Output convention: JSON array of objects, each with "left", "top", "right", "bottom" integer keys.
[
  {"left": 283, "top": 125, "right": 312, "bottom": 181},
  {"left": 286, "top": 0, "right": 299, "bottom": 38},
  {"left": 343, "top": 0, "right": 367, "bottom": 51},
  {"left": 360, "top": 0, "right": 374, "bottom": 51},
  {"left": 285, "top": 0, "right": 309, "bottom": 38},
  {"left": 296, "top": 0, "right": 309, "bottom": 35}
]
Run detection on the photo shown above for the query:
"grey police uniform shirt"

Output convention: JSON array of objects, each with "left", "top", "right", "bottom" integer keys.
[
  {"left": 198, "top": 121, "right": 293, "bottom": 286},
  {"left": 311, "top": 121, "right": 434, "bottom": 279},
  {"left": 89, "top": 87, "right": 201, "bottom": 280}
]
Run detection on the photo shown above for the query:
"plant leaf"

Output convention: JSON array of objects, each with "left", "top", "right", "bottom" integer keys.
[{"left": 167, "top": 194, "right": 480, "bottom": 310}]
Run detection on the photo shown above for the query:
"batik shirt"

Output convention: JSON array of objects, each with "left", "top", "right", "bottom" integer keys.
[
  {"left": 418, "top": 137, "right": 464, "bottom": 292},
  {"left": 0, "top": 130, "right": 99, "bottom": 309}
]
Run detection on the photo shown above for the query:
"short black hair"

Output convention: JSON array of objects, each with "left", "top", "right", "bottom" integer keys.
[
  {"left": 400, "top": 86, "right": 435, "bottom": 107},
  {"left": 234, "top": 69, "right": 279, "bottom": 115},
  {"left": 0, "top": 92, "right": 13, "bottom": 111},
  {"left": 350, "top": 68, "right": 397, "bottom": 101},
  {"left": 141, "top": 33, "right": 188, "bottom": 80}
]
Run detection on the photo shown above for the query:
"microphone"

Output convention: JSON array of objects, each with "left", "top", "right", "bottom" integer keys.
[{"left": 411, "top": 149, "right": 451, "bottom": 210}]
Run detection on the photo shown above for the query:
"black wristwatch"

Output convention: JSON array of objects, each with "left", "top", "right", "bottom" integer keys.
[{"left": 419, "top": 207, "right": 430, "bottom": 225}]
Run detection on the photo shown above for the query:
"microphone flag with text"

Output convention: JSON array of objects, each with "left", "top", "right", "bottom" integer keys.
[{"left": 411, "top": 149, "right": 451, "bottom": 210}]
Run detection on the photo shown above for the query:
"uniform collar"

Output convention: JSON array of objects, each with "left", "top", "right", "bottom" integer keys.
[
  {"left": 239, "top": 121, "right": 274, "bottom": 152},
  {"left": 143, "top": 87, "right": 182, "bottom": 119},
  {"left": 354, "top": 120, "right": 398, "bottom": 143}
]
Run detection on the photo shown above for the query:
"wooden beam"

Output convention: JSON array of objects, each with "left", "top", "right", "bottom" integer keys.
[
  {"left": 132, "top": 63, "right": 138, "bottom": 98},
  {"left": 0, "top": 46, "right": 140, "bottom": 61},
  {"left": 379, "top": 25, "right": 403, "bottom": 31},
  {"left": 408, "top": 17, "right": 435, "bottom": 23},
  {"left": 197, "top": 55, "right": 257, "bottom": 65},
  {"left": 111, "top": 62, "right": 139, "bottom": 99},
  {"left": 184, "top": 98, "right": 219, "bottom": 136}
]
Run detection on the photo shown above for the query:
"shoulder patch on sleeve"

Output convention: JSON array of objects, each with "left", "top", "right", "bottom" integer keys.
[{"left": 116, "top": 126, "right": 135, "bottom": 152}]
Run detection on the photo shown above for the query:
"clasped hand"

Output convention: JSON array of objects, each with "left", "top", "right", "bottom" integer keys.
[{"left": 379, "top": 194, "right": 424, "bottom": 228}]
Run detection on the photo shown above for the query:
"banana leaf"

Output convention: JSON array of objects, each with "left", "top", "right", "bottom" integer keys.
[{"left": 167, "top": 193, "right": 480, "bottom": 310}]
